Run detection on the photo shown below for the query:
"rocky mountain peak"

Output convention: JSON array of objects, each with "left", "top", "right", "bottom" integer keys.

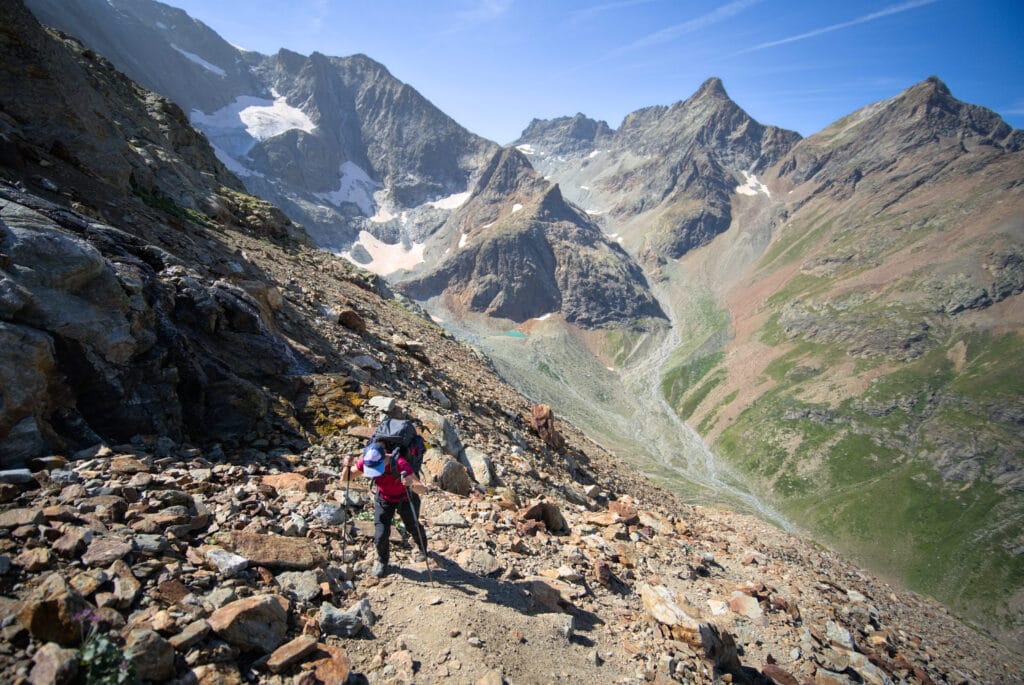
[
  {"left": 693, "top": 76, "right": 728, "bottom": 100},
  {"left": 474, "top": 147, "right": 545, "bottom": 197},
  {"left": 514, "top": 114, "right": 614, "bottom": 156},
  {"left": 775, "top": 76, "right": 1022, "bottom": 190}
]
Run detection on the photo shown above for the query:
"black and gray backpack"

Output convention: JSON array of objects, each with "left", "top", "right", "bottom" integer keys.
[{"left": 371, "top": 418, "right": 426, "bottom": 477}]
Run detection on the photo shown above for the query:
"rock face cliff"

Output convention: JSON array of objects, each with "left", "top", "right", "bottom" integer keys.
[
  {"left": 0, "top": 0, "right": 307, "bottom": 467},
  {"left": 399, "top": 147, "right": 666, "bottom": 327}
]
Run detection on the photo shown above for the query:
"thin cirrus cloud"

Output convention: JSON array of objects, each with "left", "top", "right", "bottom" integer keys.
[
  {"left": 620, "top": 0, "right": 762, "bottom": 54},
  {"left": 565, "top": 0, "right": 761, "bottom": 71},
  {"left": 569, "top": 0, "right": 662, "bottom": 25},
  {"left": 736, "top": 0, "right": 941, "bottom": 54}
]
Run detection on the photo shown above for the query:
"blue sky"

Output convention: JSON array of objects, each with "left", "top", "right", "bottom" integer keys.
[{"left": 167, "top": 0, "right": 1024, "bottom": 144}]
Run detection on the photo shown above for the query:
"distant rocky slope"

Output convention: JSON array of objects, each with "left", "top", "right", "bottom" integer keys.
[
  {"left": 399, "top": 147, "right": 666, "bottom": 327},
  {"left": 514, "top": 77, "right": 801, "bottom": 265},
  {"left": 2, "top": 2, "right": 1023, "bottom": 683},
  {"left": 698, "top": 76, "right": 1024, "bottom": 643}
]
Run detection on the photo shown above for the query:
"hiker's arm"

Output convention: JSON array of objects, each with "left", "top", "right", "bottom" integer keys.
[
  {"left": 342, "top": 455, "right": 363, "bottom": 479},
  {"left": 395, "top": 455, "right": 413, "bottom": 476},
  {"left": 397, "top": 457, "right": 427, "bottom": 494}
]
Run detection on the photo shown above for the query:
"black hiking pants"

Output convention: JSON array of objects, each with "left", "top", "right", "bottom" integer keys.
[{"left": 374, "top": 494, "right": 427, "bottom": 565}]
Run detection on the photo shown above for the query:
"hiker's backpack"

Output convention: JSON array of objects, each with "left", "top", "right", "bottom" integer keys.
[{"left": 371, "top": 418, "right": 426, "bottom": 477}]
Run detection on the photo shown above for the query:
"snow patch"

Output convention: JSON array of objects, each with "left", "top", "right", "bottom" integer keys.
[
  {"left": 171, "top": 44, "right": 226, "bottom": 77},
  {"left": 340, "top": 230, "right": 425, "bottom": 276},
  {"left": 516, "top": 144, "right": 536, "bottom": 155},
  {"left": 191, "top": 95, "right": 316, "bottom": 159},
  {"left": 588, "top": 149, "right": 602, "bottom": 158},
  {"left": 427, "top": 191, "right": 471, "bottom": 210},
  {"left": 536, "top": 313, "right": 554, "bottom": 321},
  {"left": 314, "top": 161, "right": 378, "bottom": 216},
  {"left": 512, "top": 203, "right": 523, "bottom": 213},
  {"left": 239, "top": 96, "right": 315, "bottom": 141},
  {"left": 735, "top": 171, "right": 771, "bottom": 198},
  {"left": 155, "top": 21, "right": 167, "bottom": 29},
  {"left": 458, "top": 232, "right": 469, "bottom": 249},
  {"left": 580, "top": 185, "right": 590, "bottom": 191}
]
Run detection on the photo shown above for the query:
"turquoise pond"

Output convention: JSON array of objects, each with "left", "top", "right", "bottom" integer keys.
[{"left": 500, "top": 331, "right": 527, "bottom": 338}]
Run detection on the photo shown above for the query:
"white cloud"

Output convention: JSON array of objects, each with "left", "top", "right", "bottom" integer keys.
[{"left": 738, "top": 0, "right": 941, "bottom": 54}]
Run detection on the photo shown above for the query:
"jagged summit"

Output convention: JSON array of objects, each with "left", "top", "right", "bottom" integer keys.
[
  {"left": 773, "top": 75, "right": 1023, "bottom": 191},
  {"left": 692, "top": 75, "right": 728, "bottom": 99},
  {"left": 472, "top": 147, "right": 546, "bottom": 198},
  {"left": 514, "top": 114, "right": 614, "bottom": 156}
]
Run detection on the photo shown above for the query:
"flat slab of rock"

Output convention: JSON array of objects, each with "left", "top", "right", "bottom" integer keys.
[
  {"left": 309, "top": 644, "right": 352, "bottom": 683},
  {"left": 227, "top": 532, "right": 324, "bottom": 570},
  {"left": 0, "top": 507, "right": 43, "bottom": 528},
  {"left": 208, "top": 594, "right": 289, "bottom": 653},
  {"left": 82, "top": 537, "right": 132, "bottom": 567},
  {"left": 266, "top": 634, "right": 318, "bottom": 674},
  {"left": 262, "top": 473, "right": 323, "bottom": 494}
]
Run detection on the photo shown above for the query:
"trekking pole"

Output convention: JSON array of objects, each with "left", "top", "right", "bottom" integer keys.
[
  {"left": 404, "top": 478, "right": 434, "bottom": 586},
  {"left": 341, "top": 454, "right": 354, "bottom": 580}
]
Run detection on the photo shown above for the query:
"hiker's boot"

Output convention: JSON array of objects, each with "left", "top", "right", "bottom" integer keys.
[
  {"left": 371, "top": 561, "right": 388, "bottom": 578},
  {"left": 414, "top": 548, "right": 427, "bottom": 563}
]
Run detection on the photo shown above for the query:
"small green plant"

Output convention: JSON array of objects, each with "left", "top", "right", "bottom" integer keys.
[{"left": 76, "top": 608, "right": 135, "bottom": 685}]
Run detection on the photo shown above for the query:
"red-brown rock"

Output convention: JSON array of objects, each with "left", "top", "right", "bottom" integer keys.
[{"left": 208, "top": 595, "right": 290, "bottom": 653}]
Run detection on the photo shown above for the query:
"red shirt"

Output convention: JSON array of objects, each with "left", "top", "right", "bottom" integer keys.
[{"left": 356, "top": 454, "right": 413, "bottom": 503}]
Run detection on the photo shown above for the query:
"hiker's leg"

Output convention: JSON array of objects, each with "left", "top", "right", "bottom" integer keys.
[
  {"left": 374, "top": 497, "right": 397, "bottom": 565},
  {"left": 398, "top": 497, "right": 427, "bottom": 554}
]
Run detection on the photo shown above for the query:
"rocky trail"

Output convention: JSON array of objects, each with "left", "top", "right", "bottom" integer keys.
[{"left": 2, "top": 386, "right": 1023, "bottom": 684}]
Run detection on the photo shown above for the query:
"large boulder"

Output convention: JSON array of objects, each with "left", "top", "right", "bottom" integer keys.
[
  {"left": 464, "top": 446, "right": 495, "bottom": 486},
  {"left": 424, "top": 451, "right": 473, "bottom": 496},
  {"left": 0, "top": 323, "right": 56, "bottom": 467}
]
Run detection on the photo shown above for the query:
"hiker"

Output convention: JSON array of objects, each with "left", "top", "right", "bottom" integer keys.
[{"left": 343, "top": 440, "right": 428, "bottom": 578}]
